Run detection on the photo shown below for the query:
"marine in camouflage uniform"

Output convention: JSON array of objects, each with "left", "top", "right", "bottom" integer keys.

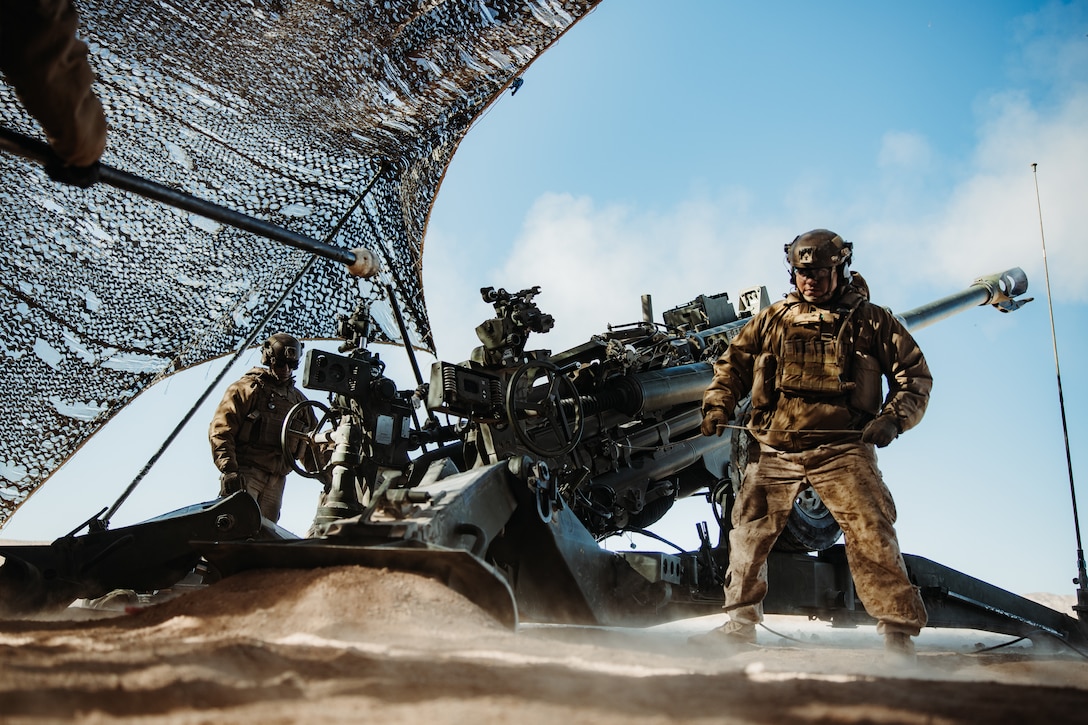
[
  {"left": 0, "top": 0, "right": 107, "bottom": 170},
  {"left": 209, "top": 333, "right": 313, "bottom": 523},
  {"left": 697, "top": 229, "right": 931, "bottom": 658}
]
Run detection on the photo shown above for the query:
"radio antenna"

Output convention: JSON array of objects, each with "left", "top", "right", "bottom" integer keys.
[{"left": 1032, "top": 163, "right": 1086, "bottom": 620}]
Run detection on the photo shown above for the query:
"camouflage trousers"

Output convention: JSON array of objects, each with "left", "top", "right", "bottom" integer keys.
[
  {"left": 238, "top": 468, "right": 287, "bottom": 523},
  {"left": 723, "top": 440, "right": 927, "bottom": 636}
]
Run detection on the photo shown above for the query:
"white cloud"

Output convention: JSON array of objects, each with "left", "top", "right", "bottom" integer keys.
[
  {"left": 919, "top": 87, "right": 1088, "bottom": 301},
  {"left": 451, "top": 74, "right": 1088, "bottom": 345},
  {"left": 486, "top": 192, "right": 802, "bottom": 352},
  {"left": 896, "top": 2, "right": 1088, "bottom": 301},
  {"left": 1010, "top": 1, "right": 1088, "bottom": 92},
  {"left": 422, "top": 186, "right": 822, "bottom": 362},
  {"left": 422, "top": 2, "right": 1088, "bottom": 360},
  {"left": 878, "top": 131, "right": 933, "bottom": 171}
]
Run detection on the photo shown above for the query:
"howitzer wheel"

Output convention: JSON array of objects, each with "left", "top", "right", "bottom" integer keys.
[
  {"left": 505, "top": 361, "right": 585, "bottom": 458},
  {"left": 729, "top": 397, "right": 843, "bottom": 553},
  {"left": 777, "top": 487, "right": 842, "bottom": 552},
  {"left": 281, "top": 400, "right": 341, "bottom": 479}
]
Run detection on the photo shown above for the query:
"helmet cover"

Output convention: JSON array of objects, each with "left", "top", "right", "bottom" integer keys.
[
  {"left": 784, "top": 229, "right": 852, "bottom": 269},
  {"left": 261, "top": 332, "right": 302, "bottom": 370}
]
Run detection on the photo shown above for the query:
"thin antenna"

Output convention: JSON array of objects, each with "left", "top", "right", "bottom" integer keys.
[{"left": 1032, "top": 162, "right": 1086, "bottom": 619}]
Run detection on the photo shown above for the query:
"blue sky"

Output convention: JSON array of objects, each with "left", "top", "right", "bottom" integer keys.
[{"left": 5, "top": 1, "right": 1087, "bottom": 598}]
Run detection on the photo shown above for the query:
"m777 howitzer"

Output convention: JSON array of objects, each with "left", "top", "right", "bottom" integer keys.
[
  {"left": 5, "top": 267, "right": 1085, "bottom": 653},
  {"left": 399, "top": 266, "right": 1081, "bottom": 647},
  {"left": 426, "top": 269, "right": 1032, "bottom": 553}
]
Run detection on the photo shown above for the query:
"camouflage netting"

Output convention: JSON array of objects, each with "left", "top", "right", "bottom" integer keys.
[{"left": 0, "top": 0, "right": 601, "bottom": 528}]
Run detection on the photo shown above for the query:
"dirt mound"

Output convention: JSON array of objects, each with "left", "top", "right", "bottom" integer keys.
[{"left": 115, "top": 566, "right": 508, "bottom": 643}]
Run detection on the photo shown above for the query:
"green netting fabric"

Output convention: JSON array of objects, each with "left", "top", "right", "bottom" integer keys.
[{"left": 0, "top": 0, "right": 600, "bottom": 527}]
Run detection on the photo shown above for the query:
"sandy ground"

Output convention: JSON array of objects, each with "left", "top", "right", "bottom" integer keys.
[{"left": 1, "top": 566, "right": 1087, "bottom": 724}]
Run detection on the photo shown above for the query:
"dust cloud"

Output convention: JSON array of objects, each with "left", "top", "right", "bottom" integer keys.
[{"left": 1, "top": 567, "right": 1086, "bottom": 723}]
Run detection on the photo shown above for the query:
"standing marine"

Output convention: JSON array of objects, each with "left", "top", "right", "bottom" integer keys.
[
  {"left": 696, "top": 229, "right": 931, "bottom": 659},
  {"left": 209, "top": 333, "right": 313, "bottom": 523}
]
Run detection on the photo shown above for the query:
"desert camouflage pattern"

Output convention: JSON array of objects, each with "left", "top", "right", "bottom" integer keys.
[
  {"left": 705, "top": 277, "right": 931, "bottom": 634},
  {"left": 703, "top": 283, "right": 932, "bottom": 451},
  {"left": 725, "top": 441, "right": 928, "bottom": 635}
]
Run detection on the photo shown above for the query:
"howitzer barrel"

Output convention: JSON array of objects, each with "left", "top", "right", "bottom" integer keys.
[
  {"left": 575, "top": 269, "right": 1029, "bottom": 422},
  {"left": 896, "top": 267, "right": 1030, "bottom": 332},
  {"left": 589, "top": 362, "right": 713, "bottom": 417}
]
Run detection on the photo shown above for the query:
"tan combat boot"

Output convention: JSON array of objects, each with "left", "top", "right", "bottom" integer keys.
[
  {"left": 688, "top": 620, "right": 758, "bottom": 653},
  {"left": 884, "top": 632, "right": 917, "bottom": 663}
]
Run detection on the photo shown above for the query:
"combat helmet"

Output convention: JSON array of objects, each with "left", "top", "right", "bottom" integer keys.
[
  {"left": 784, "top": 229, "right": 853, "bottom": 285},
  {"left": 261, "top": 332, "right": 303, "bottom": 370}
]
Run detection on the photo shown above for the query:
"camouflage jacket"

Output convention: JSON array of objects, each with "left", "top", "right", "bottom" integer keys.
[
  {"left": 702, "top": 283, "right": 932, "bottom": 452},
  {"left": 0, "top": 0, "right": 107, "bottom": 166},
  {"left": 209, "top": 367, "right": 311, "bottom": 477}
]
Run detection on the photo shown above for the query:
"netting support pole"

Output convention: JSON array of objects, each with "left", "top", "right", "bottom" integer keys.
[
  {"left": 92, "top": 264, "right": 316, "bottom": 531},
  {"left": 385, "top": 282, "right": 436, "bottom": 449},
  {"left": 90, "top": 161, "right": 389, "bottom": 532},
  {"left": 0, "top": 126, "right": 368, "bottom": 270}
]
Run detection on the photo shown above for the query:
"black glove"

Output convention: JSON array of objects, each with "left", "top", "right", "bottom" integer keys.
[
  {"left": 861, "top": 416, "right": 899, "bottom": 448},
  {"left": 44, "top": 153, "right": 101, "bottom": 188},
  {"left": 219, "top": 471, "right": 245, "bottom": 496},
  {"left": 700, "top": 408, "right": 729, "bottom": 437}
]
